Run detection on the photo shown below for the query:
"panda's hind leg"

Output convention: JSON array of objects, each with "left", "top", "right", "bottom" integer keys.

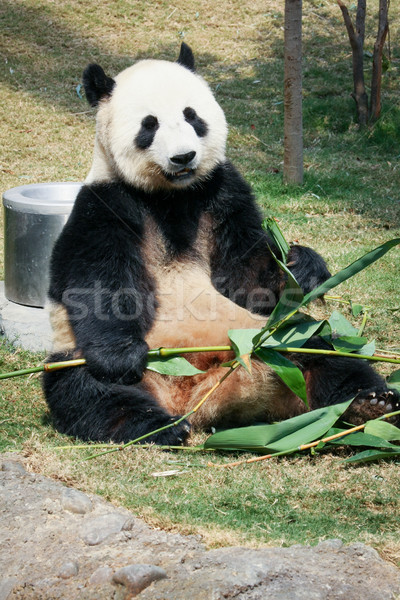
[
  {"left": 298, "top": 338, "right": 400, "bottom": 426},
  {"left": 42, "top": 351, "right": 191, "bottom": 445}
]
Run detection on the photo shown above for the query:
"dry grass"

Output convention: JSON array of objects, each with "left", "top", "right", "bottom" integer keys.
[{"left": 22, "top": 439, "right": 400, "bottom": 565}]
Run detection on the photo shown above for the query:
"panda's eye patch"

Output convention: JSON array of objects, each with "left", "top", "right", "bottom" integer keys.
[
  {"left": 135, "top": 115, "right": 159, "bottom": 149},
  {"left": 183, "top": 107, "right": 208, "bottom": 138},
  {"left": 142, "top": 115, "right": 159, "bottom": 130}
]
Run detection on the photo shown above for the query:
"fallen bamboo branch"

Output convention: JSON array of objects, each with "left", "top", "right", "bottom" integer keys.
[{"left": 208, "top": 410, "right": 400, "bottom": 469}]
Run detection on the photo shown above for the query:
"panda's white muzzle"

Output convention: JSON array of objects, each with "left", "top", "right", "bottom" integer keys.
[{"left": 165, "top": 150, "right": 197, "bottom": 183}]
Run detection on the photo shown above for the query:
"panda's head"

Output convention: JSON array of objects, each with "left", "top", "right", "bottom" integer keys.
[{"left": 83, "top": 43, "right": 227, "bottom": 192}]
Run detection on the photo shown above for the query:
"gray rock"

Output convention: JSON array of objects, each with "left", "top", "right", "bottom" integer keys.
[
  {"left": 1, "top": 460, "right": 27, "bottom": 476},
  {"left": 61, "top": 488, "right": 93, "bottom": 515},
  {"left": 89, "top": 566, "right": 114, "bottom": 586},
  {"left": 0, "top": 578, "right": 18, "bottom": 600},
  {"left": 113, "top": 564, "right": 167, "bottom": 595},
  {"left": 58, "top": 561, "right": 79, "bottom": 579},
  {"left": 138, "top": 545, "right": 400, "bottom": 600},
  {"left": 1, "top": 453, "right": 399, "bottom": 600},
  {"left": 316, "top": 538, "right": 344, "bottom": 551},
  {"left": 81, "top": 513, "right": 128, "bottom": 545}
]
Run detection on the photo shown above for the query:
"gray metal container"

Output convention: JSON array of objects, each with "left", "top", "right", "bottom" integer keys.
[{"left": 3, "top": 182, "right": 82, "bottom": 308}]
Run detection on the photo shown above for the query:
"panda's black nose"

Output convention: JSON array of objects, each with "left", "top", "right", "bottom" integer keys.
[{"left": 170, "top": 151, "right": 196, "bottom": 166}]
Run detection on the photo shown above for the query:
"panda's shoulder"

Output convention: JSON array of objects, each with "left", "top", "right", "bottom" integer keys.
[
  {"left": 71, "top": 181, "right": 144, "bottom": 224},
  {"left": 209, "top": 161, "right": 258, "bottom": 213},
  {"left": 219, "top": 161, "right": 253, "bottom": 195},
  {"left": 74, "top": 181, "right": 136, "bottom": 210}
]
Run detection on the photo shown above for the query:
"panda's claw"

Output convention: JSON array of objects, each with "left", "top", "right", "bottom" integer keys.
[{"left": 344, "top": 387, "right": 400, "bottom": 426}]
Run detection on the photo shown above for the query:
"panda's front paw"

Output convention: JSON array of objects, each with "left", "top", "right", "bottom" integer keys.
[
  {"left": 85, "top": 339, "right": 149, "bottom": 385},
  {"left": 344, "top": 388, "right": 400, "bottom": 426},
  {"left": 147, "top": 417, "right": 191, "bottom": 446},
  {"left": 117, "top": 339, "right": 149, "bottom": 385}
]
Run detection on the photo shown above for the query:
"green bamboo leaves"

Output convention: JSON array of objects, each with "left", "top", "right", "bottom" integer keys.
[
  {"left": 204, "top": 399, "right": 353, "bottom": 453},
  {"left": 146, "top": 356, "right": 205, "bottom": 376},
  {"left": 205, "top": 403, "right": 400, "bottom": 464},
  {"left": 388, "top": 370, "right": 400, "bottom": 392},
  {"left": 302, "top": 238, "right": 400, "bottom": 305},
  {"left": 255, "top": 348, "right": 307, "bottom": 404}
]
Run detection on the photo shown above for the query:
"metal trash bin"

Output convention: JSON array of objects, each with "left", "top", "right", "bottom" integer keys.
[{"left": 3, "top": 182, "right": 81, "bottom": 308}]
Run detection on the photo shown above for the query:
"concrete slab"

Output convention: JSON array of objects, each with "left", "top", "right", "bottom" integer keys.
[{"left": 0, "top": 281, "right": 52, "bottom": 353}]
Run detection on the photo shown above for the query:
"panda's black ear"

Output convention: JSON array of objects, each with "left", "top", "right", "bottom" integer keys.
[
  {"left": 177, "top": 42, "right": 196, "bottom": 72},
  {"left": 82, "top": 64, "right": 116, "bottom": 107}
]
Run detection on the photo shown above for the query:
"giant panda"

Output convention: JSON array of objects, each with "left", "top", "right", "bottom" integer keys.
[{"left": 43, "top": 43, "right": 399, "bottom": 444}]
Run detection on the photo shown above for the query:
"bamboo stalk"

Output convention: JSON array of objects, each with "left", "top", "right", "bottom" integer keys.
[
  {"left": 0, "top": 358, "right": 86, "bottom": 380},
  {"left": 1, "top": 344, "right": 399, "bottom": 382},
  {"left": 147, "top": 346, "right": 232, "bottom": 359},
  {"left": 44, "top": 358, "right": 86, "bottom": 371},
  {"left": 55, "top": 442, "right": 207, "bottom": 452},
  {"left": 0, "top": 365, "right": 44, "bottom": 380},
  {"left": 259, "top": 346, "right": 400, "bottom": 364},
  {"left": 357, "top": 309, "right": 369, "bottom": 336}
]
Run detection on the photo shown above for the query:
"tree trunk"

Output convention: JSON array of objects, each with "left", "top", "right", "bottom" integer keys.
[
  {"left": 337, "top": 0, "right": 368, "bottom": 126},
  {"left": 283, "top": 0, "right": 303, "bottom": 185},
  {"left": 370, "top": 0, "right": 389, "bottom": 121}
]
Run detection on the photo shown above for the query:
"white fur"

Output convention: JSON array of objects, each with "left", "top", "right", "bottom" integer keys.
[{"left": 86, "top": 59, "right": 228, "bottom": 191}]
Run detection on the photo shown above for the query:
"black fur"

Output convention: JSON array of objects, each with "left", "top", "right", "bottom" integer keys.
[
  {"left": 287, "top": 245, "right": 331, "bottom": 295},
  {"left": 292, "top": 337, "right": 400, "bottom": 425},
  {"left": 183, "top": 107, "right": 208, "bottom": 138},
  {"left": 43, "top": 352, "right": 190, "bottom": 444},
  {"left": 135, "top": 115, "right": 160, "bottom": 150},
  {"left": 177, "top": 42, "right": 196, "bottom": 72},
  {"left": 83, "top": 64, "right": 116, "bottom": 107}
]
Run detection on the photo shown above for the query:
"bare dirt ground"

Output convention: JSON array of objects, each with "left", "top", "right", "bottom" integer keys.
[{"left": 1, "top": 454, "right": 400, "bottom": 600}]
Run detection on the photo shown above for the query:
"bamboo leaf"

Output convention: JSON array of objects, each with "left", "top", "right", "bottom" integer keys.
[
  {"left": 229, "top": 329, "right": 260, "bottom": 356},
  {"left": 266, "top": 276, "right": 304, "bottom": 328},
  {"left": 364, "top": 420, "right": 400, "bottom": 442},
  {"left": 357, "top": 340, "right": 376, "bottom": 356},
  {"left": 204, "top": 399, "right": 352, "bottom": 453},
  {"left": 228, "top": 329, "right": 260, "bottom": 373},
  {"left": 351, "top": 302, "right": 364, "bottom": 317},
  {"left": 329, "top": 310, "right": 358, "bottom": 336},
  {"left": 344, "top": 448, "right": 400, "bottom": 464},
  {"left": 262, "top": 238, "right": 304, "bottom": 329},
  {"left": 261, "top": 319, "right": 326, "bottom": 349},
  {"left": 331, "top": 336, "right": 368, "bottom": 353},
  {"left": 262, "top": 217, "right": 291, "bottom": 262},
  {"left": 326, "top": 428, "right": 396, "bottom": 448},
  {"left": 228, "top": 329, "right": 259, "bottom": 372},
  {"left": 146, "top": 356, "right": 205, "bottom": 376},
  {"left": 255, "top": 347, "right": 307, "bottom": 404},
  {"left": 387, "top": 369, "right": 400, "bottom": 392},
  {"left": 302, "top": 238, "right": 400, "bottom": 306},
  {"left": 253, "top": 239, "right": 399, "bottom": 350},
  {"left": 240, "top": 354, "right": 253, "bottom": 373}
]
